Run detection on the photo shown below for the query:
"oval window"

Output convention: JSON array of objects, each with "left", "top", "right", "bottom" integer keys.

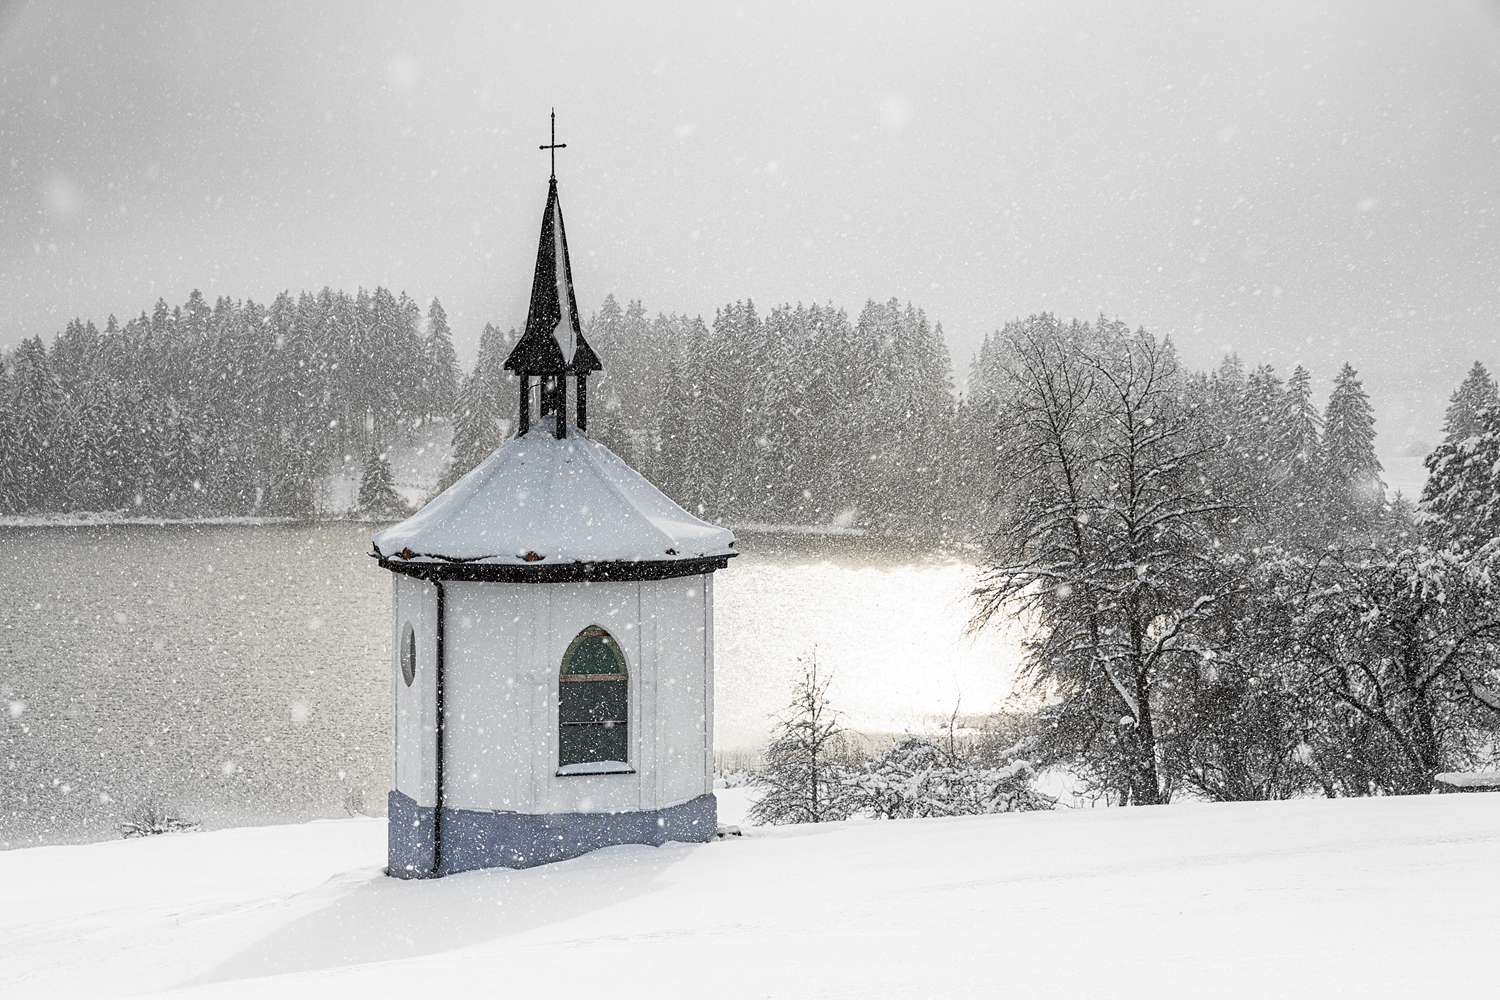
[{"left": 400, "top": 621, "right": 416, "bottom": 687}]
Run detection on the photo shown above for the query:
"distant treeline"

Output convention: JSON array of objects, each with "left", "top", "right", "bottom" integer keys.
[
  {"left": 0, "top": 287, "right": 1457, "bottom": 538},
  {"left": 445, "top": 294, "right": 1415, "bottom": 540},
  {"left": 0, "top": 288, "right": 459, "bottom": 516},
  {"left": 445, "top": 295, "right": 958, "bottom": 535}
]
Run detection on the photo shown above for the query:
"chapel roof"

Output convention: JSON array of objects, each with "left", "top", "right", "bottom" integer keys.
[{"left": 371, "top": 419, "right": 736, "bottom": 580}]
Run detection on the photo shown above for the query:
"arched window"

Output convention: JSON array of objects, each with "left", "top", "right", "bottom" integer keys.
[{"left": 558, "top": 626, "right": 629, "bottom": 769}]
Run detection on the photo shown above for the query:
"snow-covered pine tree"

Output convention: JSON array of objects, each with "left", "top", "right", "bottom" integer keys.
[
  {"left": 656, "top": 334, "right": 720, "bottom": 515},
  {"left": 578, "top": 296, "right": 632, "bottom": 458},
  {"left": 357, "top": 448, "right": 404, "bottom": 517},
  {"left": 471, "top": 322, "right": 514, "bottom": 437},
  {"left": 365, "top": 288, "right": 407, "bottom": 446},
  {"left": 1280, "top": 365, "right": 1323, "bottom": 471},
  {"left": 612, "top": 300, "right": 655, "bottom": 440},
  {"left": 953, "top": 329, "right": 1016, "bottom": 531},
  {"left": 422, "top": 299, "right": 461, "bottom": 422},
  {"left": 749, "top": 651, "right": 853, "bottom": 824},
  {"left": 1440, "top": 361, "right": 1498, "bottom": 445},
  {"left": 1243, "top": 364, "right": 1285, "bottom": 478},
  {"left": 0, "top": 359, "right": 15, "bottom": 513},
  {"left": 1419, "top": 402, "right": 1500, "bottom": 558},
  {"left": 261, "top": 449, "right": 318, "bottom": 517},
  {"left": 708, "top": 299, "right": 763, "bottom": 520},
  {"left": 770, "top": 302, "right": 849, "bottom": 522},
  {"left": 398, "top": 292, "right": 427, "bottom": 432},
  {"left": 441, "top": 369, "right": 501, "bottom": 489},
  {"left": 1264, "top": 363, "right": 1329, "bottom": 538},
  {"left": 850, "top": 300, "right": 956, "bottom": 537},
  {"left": 11, "top": 336, "right": 62, "bottom": 512},
  {"left": 1323, "top": 362, "right": 1384, "bottom": 523}
]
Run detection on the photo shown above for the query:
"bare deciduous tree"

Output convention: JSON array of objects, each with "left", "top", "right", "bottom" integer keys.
[
  {"left": 970, "top": 315, "right": 1239, "bottom": 805},
  {"left": 749, "top": 650, "right": 853, "bottom": 824}
]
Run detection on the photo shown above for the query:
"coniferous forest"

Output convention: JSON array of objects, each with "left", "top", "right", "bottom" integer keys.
[
  {"left": 5, "top": 291, "right": 1499, "bottom": 802},
  {"left": 0, "top": 288, "right": 460, "bottom": 517}
]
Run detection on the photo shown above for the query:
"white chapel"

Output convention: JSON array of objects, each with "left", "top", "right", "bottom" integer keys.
[{"left": 371, "top": 139, "right": 735, "bottom": 878}]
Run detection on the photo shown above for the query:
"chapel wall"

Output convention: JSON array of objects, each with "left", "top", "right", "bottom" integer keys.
[
  {"left": 405, "top": 574, "right": 715, "bottom": 818},
  {"left": 534, "top": 579, "right": 648, "bottom": 815},
  {"left": 443, "top": 582, "right": 530, "bottom": 812},
  {"left": 652, "top": 574, "right": 714, "bottom": 805},
  {"left": 392, "top": 574, "right": 438, "bottom": 806}
]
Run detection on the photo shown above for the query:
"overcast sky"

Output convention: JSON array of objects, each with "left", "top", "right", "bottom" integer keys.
[{"left": 3, "top": 1, "right": 1498, "bottom": 477}]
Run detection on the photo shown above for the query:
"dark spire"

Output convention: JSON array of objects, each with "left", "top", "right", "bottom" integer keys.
[
  {"left": 504, "top": 113, "right": 601, "bottom": 439},
  {"left": 504, "top": 178, "right": 601, "bottom": 376}
]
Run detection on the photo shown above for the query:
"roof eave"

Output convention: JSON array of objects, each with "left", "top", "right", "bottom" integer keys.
[{"left": 371, "top": 552, "right": 735, "bottom": 583}]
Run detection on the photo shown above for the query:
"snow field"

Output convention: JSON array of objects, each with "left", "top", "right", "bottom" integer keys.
[{"left": 4, "top": 793, "right": 1498, "bottom": 999}]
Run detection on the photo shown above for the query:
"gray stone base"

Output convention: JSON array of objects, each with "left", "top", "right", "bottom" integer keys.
[{"left": 387, "top": 790, "right": 717, "bottom": 878}]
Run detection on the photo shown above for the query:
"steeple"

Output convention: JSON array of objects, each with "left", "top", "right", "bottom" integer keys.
[{"left": 504, "top": 112, "right": 601, "bottom": 439}]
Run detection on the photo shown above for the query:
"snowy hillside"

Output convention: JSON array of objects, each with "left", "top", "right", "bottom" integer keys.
[{"left": 6, "top": 794, "right": 1498, "bottom": 999}]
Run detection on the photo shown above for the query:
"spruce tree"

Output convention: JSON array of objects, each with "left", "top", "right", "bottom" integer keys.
[
  {"left": 1323, "top": 363, "right": 1383, "bottom": 520},
  {"left": 1441, "top": 361, "right": 1498, "bottom": 445},
  {"left": 1280, "top": 365, "right": 1323, "bottom": 469},
  {"left": 657, "top": 346, "right": 716, "bottom": 514},
  {"left": 1420, "top": 403, "right": 1500, "bottom": 556},
  {"left": 1243, "top": 364, "right": 1285, "bottom": 481},
  {"left": 11, "top": 337, "right": 61, "bottom": 511},
  {"left": 0, "top": 361, "right": 15, "bottom": 513},
  {"left": 357, "top": 448, "right": 404, "bottom": 517},
  {"left": 441, "top": 370, "right": 500, "bottom": 489},
  {"left": 422, "top": 299, "right": 461, "bottom": 421},
  {"left": 474, "top": 323, "right": 512, "bottom": 393}
]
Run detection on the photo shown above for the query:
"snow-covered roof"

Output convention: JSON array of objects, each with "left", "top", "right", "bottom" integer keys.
[{"left": 372, "top": 419, "right": 735, "bottom": 576}]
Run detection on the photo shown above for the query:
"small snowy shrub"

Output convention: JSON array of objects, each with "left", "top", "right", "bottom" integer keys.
[
  {"left": 120, "top": 795, "right": 200, "bottom": 838},
  {"left": 714, "top": 769, "right": 753, "bottom": 789},
  {"left": 844, "top": 736, "right": 1052, "bottom": 818}
]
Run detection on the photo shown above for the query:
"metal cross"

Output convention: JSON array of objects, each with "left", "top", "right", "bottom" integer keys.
[{"left": 539, "top": 108, "right": 567, "bottom": 179}]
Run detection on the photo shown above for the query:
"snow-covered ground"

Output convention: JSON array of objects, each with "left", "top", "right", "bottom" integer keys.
[{"left": 5, "top": 794, "right": 1497, "bottom": 999}]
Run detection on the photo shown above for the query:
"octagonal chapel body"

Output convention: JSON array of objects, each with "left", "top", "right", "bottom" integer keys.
[{"left": 371, "top": 174, "right": 735, "bottom": 878}]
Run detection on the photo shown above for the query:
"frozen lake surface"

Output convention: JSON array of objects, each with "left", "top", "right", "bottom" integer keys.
[{"left": 0, "top": 523, "right": 1022, "bottom": 848}]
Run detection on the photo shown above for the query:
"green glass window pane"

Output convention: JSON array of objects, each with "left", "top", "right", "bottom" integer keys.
[
  {"left": 560, "top": 721, "right": 629, "bottom": 765},
  {"left": 559, "top": 626, "right": 629, "bottom": 767},
  {"left": 560, "top": 679, "right": 627, "bottom": 724},
  {"left": 561, "top": 631, "right": 627, "bottom": 676}
]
